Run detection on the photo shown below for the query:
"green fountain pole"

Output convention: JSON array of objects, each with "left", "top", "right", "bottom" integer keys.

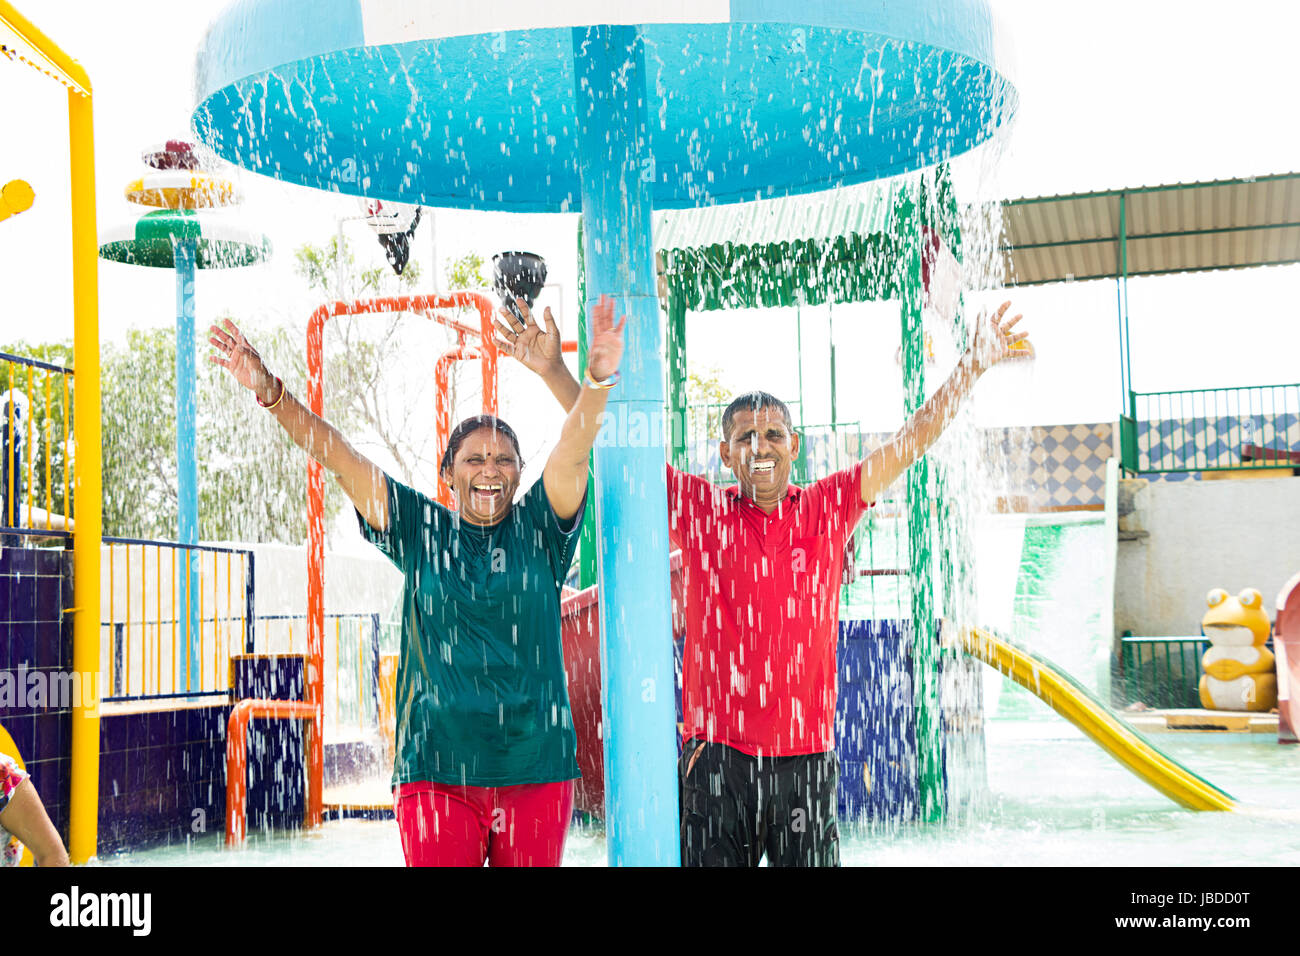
[
  {"left": 898, "top": 181, "right": 943, "bottom": 822},
  {"left": 667, "top": 291, "right": 688, "bottom": 471}
]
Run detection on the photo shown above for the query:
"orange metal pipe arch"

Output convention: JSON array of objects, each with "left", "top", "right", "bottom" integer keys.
[
  {"left": 304, "top": 292, "right": 499, "bottom": 819},
  {"left": 434, "top": 342, "right": 480, "bottom": 507},
  {"left": 224, "top": 698, "right": 320, "bottom": 845}
]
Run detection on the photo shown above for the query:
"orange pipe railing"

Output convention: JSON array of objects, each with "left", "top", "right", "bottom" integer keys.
[
  {"left": 304, "top": 291, "right": 498, "bottom": 823},
  {"left": 224, "top": 697, "right": 321, "bottom": 845},
  {"left": 434, "top": 341, "right": 480, "bottom": 506}
]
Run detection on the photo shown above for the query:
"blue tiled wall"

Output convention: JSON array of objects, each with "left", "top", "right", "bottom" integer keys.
[
  {"left": 97, "top": 705, "right": 231, "bottom": 854},
  {"left": 0, "top": 544, "right": 74, "bottom": 844}
]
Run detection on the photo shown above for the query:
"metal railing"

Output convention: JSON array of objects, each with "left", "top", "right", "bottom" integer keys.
[
  {"left": 1119, "top": 634, "right": 1278, "bottom": 709},
  {"left": 1120, "top": 384, "right": 1300, "bottom": 474},
  {"left": 100, "top": 538, "right": 253, "bottom": 702},
  {"left": 1, "top": 351, "right": 74, "bottom": 534},
  {"left": 94, "top": 531, "right": 387, "bottom": 741},
  {"left": 1120, "top": 635, "right": 1208, "bottom": 709},
  {"left": 253, "top": 611, "right": 382, "bottom": 736},
  {"left": 795, "top": 422, "right": 866, "bottom": 484},
  {"left": 100, "top": 547, "right": 384, "bottom": 737}
]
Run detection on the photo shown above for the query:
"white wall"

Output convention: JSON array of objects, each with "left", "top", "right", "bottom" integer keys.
[{"left": 1115, "top": 477, "right": 1300, "bottom": 638}]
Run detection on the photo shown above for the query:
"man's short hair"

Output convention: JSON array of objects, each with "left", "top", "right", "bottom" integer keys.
[{"left": 720, "top": 391, "right": 793, "bottom": 442}]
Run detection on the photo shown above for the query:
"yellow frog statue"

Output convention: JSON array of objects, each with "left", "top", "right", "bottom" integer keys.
[{"left": 1199, "top": 587, "right": 1277, "bottom": 712}]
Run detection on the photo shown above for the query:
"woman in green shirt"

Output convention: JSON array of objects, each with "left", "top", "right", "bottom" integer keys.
[{"left": 209, "top": 295, "right": 624, "bottom": 866}]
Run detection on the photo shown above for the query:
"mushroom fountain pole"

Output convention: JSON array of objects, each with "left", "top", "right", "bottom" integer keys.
[
  {"left": 571, "top": 25, "right": 678, "bottom": 866},
  {"left": 190, "top": 0, "right": 1017, "bottom": 863},
  {"left": 99, "top": 141, "right": 269, "bottom": 691}
]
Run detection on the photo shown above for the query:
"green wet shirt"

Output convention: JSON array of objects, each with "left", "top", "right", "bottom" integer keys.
[{"left": 359, "top": 476, "right": 583, "bottom": 788}]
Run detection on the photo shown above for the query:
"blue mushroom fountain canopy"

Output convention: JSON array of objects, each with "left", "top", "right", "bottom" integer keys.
[{"left": 191, "top": 0, "right": 1016, "bottom": 212}]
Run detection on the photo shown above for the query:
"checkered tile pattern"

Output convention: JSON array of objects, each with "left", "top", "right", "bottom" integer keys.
[
  {"left": 855, "top": 424, "right": 1114, "bottom": 509},
  {"left": 686, "top": 414, "right": 1298, "bottom": 510},
  {"left": 1029, "top": 423, "right": 1113, "bottom": 507},
  {"left": 840, "top": 423, "right": 1115, "bottom": 509},
  {"left": 1137, "top": 414, "right": 1300, "bottom": 473},
  {"left": 689, "top": 422, "right": 1117, "bottom": 509}
]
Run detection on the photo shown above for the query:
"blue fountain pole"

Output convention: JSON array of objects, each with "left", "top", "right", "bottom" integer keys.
[
  {"left": 572, "top": 24, "right": 680, "bottom": 867},
  {"left": 174, "top": 239, "right": 201, "bottom": 690}
]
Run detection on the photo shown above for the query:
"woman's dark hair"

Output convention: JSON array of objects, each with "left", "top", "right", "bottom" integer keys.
[{"left": 439, "top": 415, "right": 524, "bottom": 476}]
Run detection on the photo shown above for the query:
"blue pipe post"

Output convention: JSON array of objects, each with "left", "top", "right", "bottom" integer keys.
[
  {"left": 572, "top": 24, "right": 679, "bottom": 867},
  {"left": 174, "top": 239, "right": 201, "bottom": 690}
]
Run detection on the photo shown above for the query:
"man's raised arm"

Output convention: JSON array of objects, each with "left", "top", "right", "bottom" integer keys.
[{"left": 859, "top": 301, "right": 1031, "bottom": 505}]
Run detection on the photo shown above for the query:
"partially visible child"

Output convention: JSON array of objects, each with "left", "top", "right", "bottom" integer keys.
[{"left": 1, "top": 753, "right": 70, "bottom": 867}]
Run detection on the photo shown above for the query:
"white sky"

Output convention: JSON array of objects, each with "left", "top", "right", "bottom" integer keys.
[{"left": 2, "top": 0, "right": 1298, "bottom": 490}]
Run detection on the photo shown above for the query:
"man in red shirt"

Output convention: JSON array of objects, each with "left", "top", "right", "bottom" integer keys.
[{"left": 497, "top": 297, "right": 1030, "bottom": 866}]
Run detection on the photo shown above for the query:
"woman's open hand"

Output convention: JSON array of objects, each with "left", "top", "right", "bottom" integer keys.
[
  {"left": 208, "top": 318, "right": 279, "bottom": 404},
  {"left": 494, "top": 297, "right": 563, "bottom": 377},
  {"left": 586, "top": 294, "right": 626, "bottom": 382}
]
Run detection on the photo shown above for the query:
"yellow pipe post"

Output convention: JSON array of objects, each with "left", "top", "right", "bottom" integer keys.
[
  {"left": 4, "top": 0, "right": 102, "bottom": 867},
  {"left": 61, "top": 373, "right": 69, "bottom": 520},
  {"left": 68, "top": 84, "right": 101, "bottom": 864},
  {"left": 124, "top": 547, "right": 131, "bottom": 696},
  {"left": 43, "top": 369, "right": 51, "bottom": 529},
  {"left": 25, "top": 364, "right": 32, "bottom": 521},
  {"left": 5, "top": 367, "right": 13, "bottom": 527}
]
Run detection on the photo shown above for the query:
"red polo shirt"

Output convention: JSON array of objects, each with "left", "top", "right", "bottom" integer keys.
[{"left": 667, "top": 463, "right": 869, "bottom": 757}]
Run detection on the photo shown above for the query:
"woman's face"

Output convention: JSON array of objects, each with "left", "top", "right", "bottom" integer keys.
[{"left": 444, "top": 427, "right": 522, "bottom": 526}]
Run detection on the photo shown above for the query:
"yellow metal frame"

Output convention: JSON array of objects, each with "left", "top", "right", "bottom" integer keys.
[{"left": 1, "top": 1, "right": 101, "bottom": 862}]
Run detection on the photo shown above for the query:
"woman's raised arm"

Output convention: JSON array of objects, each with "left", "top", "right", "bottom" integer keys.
[
  {"left": 208, "top": 319, "right": 389, "bottom": 531},
  {"left": 540, "top": 295, "right": 625, "bottom": 522}
]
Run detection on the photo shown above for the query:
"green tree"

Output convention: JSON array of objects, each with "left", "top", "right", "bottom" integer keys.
[
  {"left": 293, "top": 235, "right": 423, "bottom": 304},
  {"left": 293, "top": 237, "right": 444, "bottom": 487},
  {"left": 100, "top": 328, "right": 178, "bottom": 539},
  {"left": 98, "top": 324, "right": 356, "bottom": 543},
  {"left": 197, "top": 318, "right": 360, "bottom": 544},
  {"left": 446, "top": 251, "right": 487, "bottom": 290},
  {"left": 687, "top": 365, "right": 732, "bottom": 444}
]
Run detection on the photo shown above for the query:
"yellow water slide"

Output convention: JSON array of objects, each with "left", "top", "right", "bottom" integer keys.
[{"left": 963, "top": 627, "right": 1237, "bottom": 812}]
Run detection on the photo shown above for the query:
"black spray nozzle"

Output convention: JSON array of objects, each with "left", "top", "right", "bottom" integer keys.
[{"left": 492, "top": 251, "right": 547, "bottom": 321}]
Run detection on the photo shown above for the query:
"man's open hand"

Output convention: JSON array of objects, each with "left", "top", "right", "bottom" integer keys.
[{"left": 971, "top": 301, "right": 1032, "bottom": 375}]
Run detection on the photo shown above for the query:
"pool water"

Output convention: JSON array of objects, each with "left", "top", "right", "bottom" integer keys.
[
  {"left": 95, "top": 722, "right": 1300, "bottom": 867},
  {"left": 96, "top": 517, "right": 1300, "bottom": 866},
  {"left": 844, "top": 722, "right": 1300, "bottom": 867}
]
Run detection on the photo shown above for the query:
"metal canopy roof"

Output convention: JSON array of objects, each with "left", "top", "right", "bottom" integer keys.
[{"left": 1000, "top": 172, "right": 1300, "bottom": 286}]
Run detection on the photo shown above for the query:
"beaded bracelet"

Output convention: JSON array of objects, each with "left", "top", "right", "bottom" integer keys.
[{"left": 583, "top": 369, "right": 619, "bottom": 390}]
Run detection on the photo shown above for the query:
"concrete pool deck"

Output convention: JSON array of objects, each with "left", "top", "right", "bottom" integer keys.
[{"left": 1124, "top": 708, "right": 1279, "bottom": 734}]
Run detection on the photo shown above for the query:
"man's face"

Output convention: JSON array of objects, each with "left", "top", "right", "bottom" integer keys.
[
  {"left": 443, "top": 428, "right": 521, "bottom": 526},
  {"left": 719, "top": 407, "right": 800, "bottom": 507}
]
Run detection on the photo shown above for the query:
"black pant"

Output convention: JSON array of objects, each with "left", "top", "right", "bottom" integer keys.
[{"left": 679, "top": 739, "right": 840, "bottom": 867}]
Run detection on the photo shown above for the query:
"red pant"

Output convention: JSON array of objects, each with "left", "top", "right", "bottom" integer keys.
[{"left": 394, "top": 779, "right": 574, "bottom": 867}]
